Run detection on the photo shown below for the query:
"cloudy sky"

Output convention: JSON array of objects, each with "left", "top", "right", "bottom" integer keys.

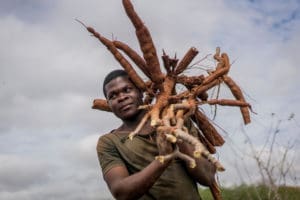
[{"left": 0, "top": 0, "right": 299, "bottom": 199}]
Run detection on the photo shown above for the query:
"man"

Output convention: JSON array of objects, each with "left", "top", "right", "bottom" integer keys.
[{"left": 97, "top": 69, "right": 216, "bottom": 200}]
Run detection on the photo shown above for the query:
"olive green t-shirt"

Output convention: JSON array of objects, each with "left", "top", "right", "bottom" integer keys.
[{"left": 97, "top": 129, "right": 201, "bottom": 200}]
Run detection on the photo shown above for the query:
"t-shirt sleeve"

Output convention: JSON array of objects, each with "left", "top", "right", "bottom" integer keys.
[{"left": 96, "top": 134, "right": 126, "bottom": 175}]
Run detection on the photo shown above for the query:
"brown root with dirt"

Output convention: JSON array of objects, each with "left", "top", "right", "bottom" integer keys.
[{"left": 81, "top": 0, "right": 252, "bottom": 199}]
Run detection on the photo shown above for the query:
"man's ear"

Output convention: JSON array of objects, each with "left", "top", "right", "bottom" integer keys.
[{"left": 106, "top": 99, "right": 111, "bottom": 108}]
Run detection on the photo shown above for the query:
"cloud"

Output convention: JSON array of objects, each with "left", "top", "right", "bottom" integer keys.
[
  {"left": 63, "top": 133, "right": 100, "bottom": 168},
  {"left": 0, "top": 134, "right": 112, "bottom": 200},
  {"left": 0, "top": 0, "right": 299, "bottom": 199},
  {"left": 0, "top": 0, "right": 56, "bottom": 24},
  {"left": 0, "top": 154, "right": 55, "bottom": 192}
]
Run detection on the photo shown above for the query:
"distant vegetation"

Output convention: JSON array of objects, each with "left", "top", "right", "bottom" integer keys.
[
  {"left": 199, "top": 184, "right": 300, "bottom": 200},
  {"left": 200, "top": 113, "right": 299, "bottom": 199}
]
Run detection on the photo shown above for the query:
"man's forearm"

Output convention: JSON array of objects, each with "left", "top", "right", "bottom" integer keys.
[
  {"left": 109, "top": 159, "right": 171, "bottom": 200},
  {"left": 177, "top": 141, "right": 216, "bottom": 186}
]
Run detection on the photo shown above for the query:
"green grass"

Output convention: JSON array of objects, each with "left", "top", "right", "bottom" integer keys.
[{"left": 199, "top": 184, "right": 300, "bottom": 200}]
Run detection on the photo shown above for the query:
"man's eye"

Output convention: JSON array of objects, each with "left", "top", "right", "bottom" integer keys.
[
  {"left": 108, "top": 94, "right": 116, "bottom": 100},
  {"left": 124, "top": 87, "right": 132, "bottom": 93}
]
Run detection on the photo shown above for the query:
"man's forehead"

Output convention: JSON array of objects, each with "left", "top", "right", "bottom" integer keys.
[
  {"left": 108, "top": 76, "right": 130, "bottom": 84},
  {"left": 105, "top": 76, "right": 133, "bottom": 90}
]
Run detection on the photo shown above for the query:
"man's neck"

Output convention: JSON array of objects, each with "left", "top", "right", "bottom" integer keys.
[{"left": 118, "top": 110, "right": 153, "bottom": 134}]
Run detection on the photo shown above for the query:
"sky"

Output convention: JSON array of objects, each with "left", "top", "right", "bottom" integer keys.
[{"left": 0, "top": 0, "right": 299, "bottom": 199}]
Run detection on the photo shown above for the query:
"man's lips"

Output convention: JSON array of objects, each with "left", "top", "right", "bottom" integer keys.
[{"left": 119, "top": 103, "right": 133, "bottom": 111}]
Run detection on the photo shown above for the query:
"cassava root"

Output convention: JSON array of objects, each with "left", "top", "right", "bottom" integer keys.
[{"left": 81, "top": 1, "right": 253, "bottom": 199}]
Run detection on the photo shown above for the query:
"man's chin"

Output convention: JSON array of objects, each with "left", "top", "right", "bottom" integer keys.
[
  {"left": 117, "top": 110, "right": 136, "bottom": 120},
  {"left": 119, "top": 109, "right": 142, "bottom": 120}
]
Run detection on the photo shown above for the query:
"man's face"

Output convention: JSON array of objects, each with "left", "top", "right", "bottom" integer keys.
[{"left": 105, "top": 76, "right": 143, "bottom": 120}]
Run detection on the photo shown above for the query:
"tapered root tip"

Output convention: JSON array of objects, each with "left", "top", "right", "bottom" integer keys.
[
  {"left": 165, "top": 134, "right": 177, "bottom": 143},
  {"left": 216, "top": 164, "right": 226, "bottom": 172},
  {"left": 151, "top": 119, "right": 162, "bottom": 127},
  {"left": 189, "top": 161, "right": 196, "bottom": 168},
  {"left": 75, "top": 18, "right": 87, "bottom": 28},
  {"left": 128, "top": 132, "right": 136, "bottom": 141},
  {"left": 193, "top": 151, "right": 201, "bottom": 158},
  {"left": 155, "top": 156, "right": 165, "bottom": 164}
]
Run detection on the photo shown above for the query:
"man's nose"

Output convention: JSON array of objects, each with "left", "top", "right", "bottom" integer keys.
[{"left": 117, "top": 92, "right": 128, "bottom": 102}]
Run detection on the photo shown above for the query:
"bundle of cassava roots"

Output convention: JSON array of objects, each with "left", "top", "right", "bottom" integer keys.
[{"left": 79, "top": 0, "right": 252, "bottom": 199}]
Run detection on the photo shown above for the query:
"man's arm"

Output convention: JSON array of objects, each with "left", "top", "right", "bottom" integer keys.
[
  {"left": 104, "top": 159, "right": 170, "bottom": 200},
  {"left": 102, "top": 131, "right": 173, "bottom": 200},
  {"left": 177, "top": 141, "right": 216, "bottom": 186}
]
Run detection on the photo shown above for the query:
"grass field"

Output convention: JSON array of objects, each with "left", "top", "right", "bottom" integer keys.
[{"left": 199, "top": 184, "right": 300, "bottom": 200}]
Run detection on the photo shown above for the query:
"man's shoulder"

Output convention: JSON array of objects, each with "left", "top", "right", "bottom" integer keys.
[
  {"left": 96, "top": 129, "right": 126, "bottom": 149},
  {"left": 97, "top": 129, "right": 116, "bottom": 143}
]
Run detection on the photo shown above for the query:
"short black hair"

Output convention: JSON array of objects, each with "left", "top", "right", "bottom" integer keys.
[{"left": 103, "top": 69, "right": 128, "bottom": 97}]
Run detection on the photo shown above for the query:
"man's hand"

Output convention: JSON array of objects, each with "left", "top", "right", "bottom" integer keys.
[
  {"left": 156, "top": 131, "right": 173, "bottom": 156},
  {"left": 178, "top": 140, "right": 217, "bottom": 186}
]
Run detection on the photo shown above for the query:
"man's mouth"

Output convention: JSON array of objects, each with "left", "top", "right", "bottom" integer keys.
[{"left": 120, "top": 103, "right": 132, "bottom": 111}]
